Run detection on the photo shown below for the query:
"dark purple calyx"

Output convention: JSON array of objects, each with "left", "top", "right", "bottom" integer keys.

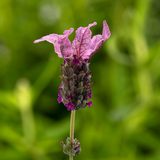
[{"left": 58, "top": 58, "right": 93, "bottom": 110}]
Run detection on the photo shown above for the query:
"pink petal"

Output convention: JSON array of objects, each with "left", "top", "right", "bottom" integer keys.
[
  {"left": 102, "top": 20, "right": 111, "bottom": 40},
  {"left": 72, "top": 22, "right": 97, "bottom": 59},
  {"left": 89, "top": 35, "right": 104, "bottom": 57},
  {"left": 34, "top": 28, "right": 74, "bottom": 59},
  {"left": 89, "top": 20, "right": 111, "bottom": 58}
]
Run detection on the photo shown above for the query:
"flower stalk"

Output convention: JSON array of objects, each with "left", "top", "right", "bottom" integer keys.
[{"left": 69, "top": 110, "right": 76, "bottom": 160}]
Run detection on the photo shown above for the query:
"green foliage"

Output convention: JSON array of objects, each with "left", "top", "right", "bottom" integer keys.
[{"left": 0, "top": 0, "right": 160, "bottom": 159}]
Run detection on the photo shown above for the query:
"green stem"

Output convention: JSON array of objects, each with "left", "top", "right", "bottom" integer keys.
[{"left": 69, "top": 110, "right": 76, "bottom": 160}]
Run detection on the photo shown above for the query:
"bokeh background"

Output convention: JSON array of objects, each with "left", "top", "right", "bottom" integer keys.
[{"left": 0, "top": 0, "right": 160, "bottom": 159}]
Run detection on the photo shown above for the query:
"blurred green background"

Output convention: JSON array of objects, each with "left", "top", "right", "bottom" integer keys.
[{"left": 0, "top": 0, "right": 160, "bottom": 159}]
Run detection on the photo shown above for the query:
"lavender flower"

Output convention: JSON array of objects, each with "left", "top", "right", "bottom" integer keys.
[
  {"left": 34, "top": 20, "right": 111, "bottom": 111},
  {"left": 65, "top": 102, "right": 74, "bottom": 111}
]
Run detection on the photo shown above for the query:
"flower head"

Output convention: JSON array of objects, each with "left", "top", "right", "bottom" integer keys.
[{"left": 34, "top": 21, "right": 111, "bottom": 111}]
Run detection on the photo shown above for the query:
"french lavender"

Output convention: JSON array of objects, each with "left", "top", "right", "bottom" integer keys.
[{"left": 34, "top": 20, "right": 111, "bottom": 158}]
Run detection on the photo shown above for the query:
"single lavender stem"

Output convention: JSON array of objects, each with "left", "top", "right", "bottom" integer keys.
[{"left": 69, "top": 110, "right": 76, "bottom": 160}]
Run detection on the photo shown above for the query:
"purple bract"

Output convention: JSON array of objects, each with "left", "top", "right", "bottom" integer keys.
[{"left": 34, "top": 20, "right": 111, "bottom": 60}]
